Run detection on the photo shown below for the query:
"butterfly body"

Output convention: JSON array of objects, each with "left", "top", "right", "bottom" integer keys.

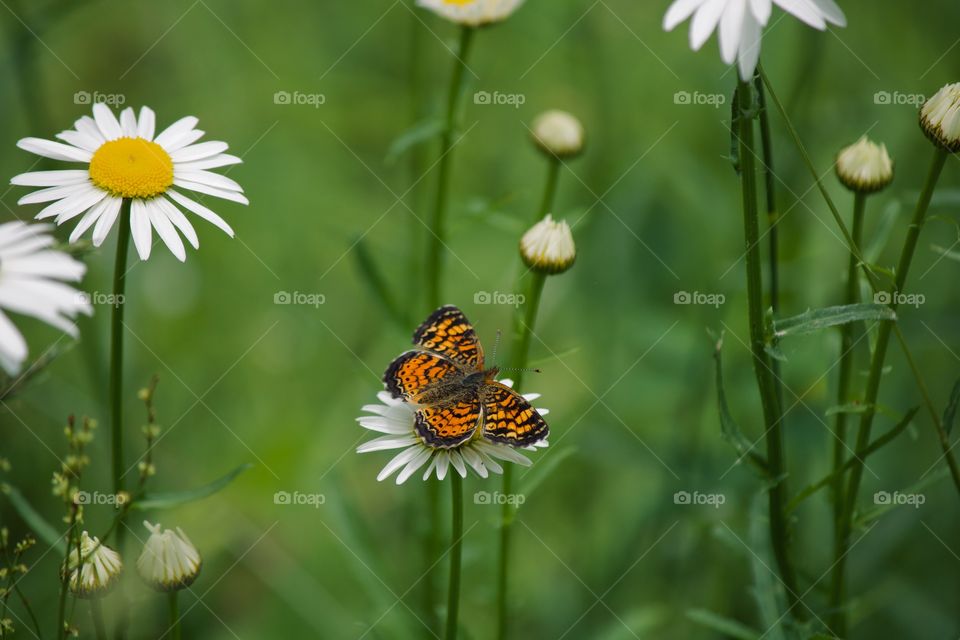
[{"left": 383, "top": 306, "right": 548, "bottom": 449}]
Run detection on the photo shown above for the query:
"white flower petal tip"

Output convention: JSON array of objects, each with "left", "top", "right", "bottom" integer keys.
[
  {"left": 137, "top": 521, "right": 202, "bottom": 592},
  {"left": 357, "top": 382, "right": 549, "bottom": 483},
  {"left": 836, "top": 136, "right": 894, "bottom": 193},
  {"left": 531, "top": 110, "right": 585, "bottom": 159},
  {"left": 0, "top": 221, "right": 91, "bottom": 375},
  {"left": 921, "top": 83, "right": 960, "bottom": 153},
  {"left": 11, "top": 104, "right": 244, "bottom": 262},
  {"left": 520, "top": 214, "right": 576, "bottom": 275},
  {"left": 62, "top": 531, "right": 123, "bottom": 598},
  {"left": 663, "top": 0, "right": 846, "bottom": 80},
  {"left": 417, "top": 0, "right": 525, "bottom": 27}
]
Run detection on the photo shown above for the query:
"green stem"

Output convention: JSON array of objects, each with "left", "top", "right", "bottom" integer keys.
[
  {"left": 56, "top": 514, "right": 78, "bottom": 640},
  {"left": 538, "top": 157, "right": 560, "bottom": 221},
  {"left": 755, "top": 70, "right": 780, "bottom": 314},
  {"left": 828, "top": 191, "right": 866, "bottom": 629},
  {"left": 761, "top": 70, "right": 960, "bottom": 501},
  {"left": 110, "top": 200, "right": 132, "bottom": 506},
  {"left": 408, "top": 0, "right": 426, "bottom": 317},
  {"left": 833, "top": 148, "right": 948, "bottom": 637},
  {"left": 444, "top": 473, "right": 463, "bottom": 640},
  {"left": 736, "top": 81, "right": 801, "bottom": 617},
  {"left": 426, "top": 25, "right": 475, "bottom": 309},
  {"left": 90, "top": 599, "right": 107, "bottom": 640},
  {"left": 168, "top": 591, "right": 181, "bottom": 640},
  {"left": 496, "top": 272, "right": 547, "bottom": 640}
]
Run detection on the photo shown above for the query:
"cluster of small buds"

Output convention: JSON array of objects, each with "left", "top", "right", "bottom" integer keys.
[{"left": 138, "top": 378, "right": 162, "bottom": 483}]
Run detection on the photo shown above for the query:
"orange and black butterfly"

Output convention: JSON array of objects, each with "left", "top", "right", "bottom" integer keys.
[{"left": 383, "top": 305, "right": 549, "bottom": 449}]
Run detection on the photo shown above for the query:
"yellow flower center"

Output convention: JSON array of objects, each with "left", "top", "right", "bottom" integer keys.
[
  {"left": 88, "top": 137, "right": 174, "bottom": 199},
  {"left": 442, "top": 0, "right": 474, "bottom": 4}
]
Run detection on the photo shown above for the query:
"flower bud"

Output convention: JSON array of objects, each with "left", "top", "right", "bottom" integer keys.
[
  {"left": 137, "top": 521, "right": 201, "bottom": 591},
  {"left": 531, "top": 110, "right": 585, "bottom": 159},
  {"left": 920, "top": 82, "right": 960, "bottom": 152},
  {"left": 417, "top": 0, "right": 525, "bottom": 27},
  {"left": 62, "top": 531, "right": 123, "bottom": 598},
  {"left": 835, "top": 136, "right": 893, "bottom": 193},
  {"left": 520, "top": 214, "right": 576, "bottom": 275}
]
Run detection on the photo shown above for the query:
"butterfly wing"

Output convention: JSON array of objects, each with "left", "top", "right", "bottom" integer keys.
[
  {"left": 481, "top": 381, "right": 549, "bottom": 447},
  {"left": 415, "top": 395, "right": 482, "bottom": 448},
  {"left": 383, "top": 350, "right": 460, "bottom": 401},
  {"left": 413, "top": 305, "right": 484, "bottom": 369}
]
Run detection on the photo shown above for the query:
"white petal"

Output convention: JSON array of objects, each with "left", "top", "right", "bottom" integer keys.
[
  {"left": 173, "top": 170, "right": 243, "bottom": 193},
  {"left": 396, "top": 448, "right": 433, "bottom": 484},
  {"left": 56, "top": 130, "right": 102, "bottom": 152},
  {"left": 17, "top": 138, "right": 92, "bottom": 163},
  {"left": 0, "top": 312, "right": 27, "bottom": 375},
  {"left": 166, "top": 190, "right": 236, "bottom": 236},
  {"left": 460, "top": 447, "right": 487, "bottom": 478},
  {"left": 154, "top": 116, "right": 199, "bottom": 149},
  {"left": 144, "top": 200, "right": 186, "bottom": 262},
  {"left": 119, "top": 107, "right": 138, "bottom": 137},
  {"left": 435, "top": 453, "right": 450, "bottom": 480},
  {"left": 163, "top": 129, "right": 205, "bottom": 153},
  {"left": 169, "top": 141, "right": 229, "bottom": 163},
  {"left": 54, "top": 189, "right": 107, "bottom": 225},
  {"left": 69, "top": 198, "right": 111, "bottom": 243},
  {"left": 154, "top": 198, "right": 199, "bottom": 249},
  {"left": 357, "top": 434, "right": 419, "bottom": 453},
  {"left": 772, "top": 0, "right": 826, "bottom": 28},
  {"left": 809, "top": 0, "right": 845, "bottom": 25},
  {"left": 663, "top": 0, "right": 708, "bottom": 30},
  {"left": 173, "top": 179, "right": 248, "bottom": 205},
  {"left": 737, "top": 10, "right": 763, "bottom": 79},
  {"left": 719, "top": 0, "right": 746, "bottom": 64},
  {"left": 376, "top": 446, "right": 422, "bottom": 482},
  {"left": 173, "top": 154, "right": 242, "bottom": 172},
  {"left": 129, "top": 199, "right": 153, "bottom": 260},
  {"left": 92, "top": 103, "right": 123, "bottom": 140},
  {"left": 690, "top": 0, "right": 728, "bottom": 50},
  {"left": 137, "top": 107, "right": 156, "bottom": 141},
  {"left": 11, "top": 170, "right": 90, "bottom": 187},
  {"left": 18, "top": 182, "right": 91, "bottom": 205},
  {"left": 749, "top": 0, "right": 771, "bottom": 24},
  {"left": 449, "top": 451, "right": 467, "bottom": 478},
  {"left": 74, "top": 116, "right": 107, "bottom": 147},
  {"left": 92, "top": 197, "right": 123, "bottom": 246}
]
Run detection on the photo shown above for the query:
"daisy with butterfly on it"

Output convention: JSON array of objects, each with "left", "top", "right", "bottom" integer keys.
[{"left": 357, "top": 305, "right": 549, "bottom": 484}]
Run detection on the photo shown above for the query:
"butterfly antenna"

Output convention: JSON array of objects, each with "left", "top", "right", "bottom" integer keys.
[
  {"left": 496, "top": 366, "right": 543, "bottom": 374},
  {"left": 491, "top": 328, "right": 503, "bottom": 365}
]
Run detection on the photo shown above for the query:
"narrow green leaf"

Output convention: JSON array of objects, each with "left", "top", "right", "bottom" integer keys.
[
  {"left": 931, "top": 244, "right": 960, "bottom": 264},
  {"left": 943, "top": 378, "right": 960, "bottom": 436},
  {"left": 132, "top": 463, "right": 252, "bottom": 511},
  {"left": 686, "top": 609, "right": 759, "bottom": 640},
  {"left": 385, "top": 118, "right": 444, "bottom": 164},
  {"left": 773, "top": 303, "right": 896, "bottom": 339},
  {"left": 713, "top": 334, "right": 769, "bottom": 474},
  {"left": 787, "top": 407, "right": 918, "bottom": 513},
  {"left": 824, "top": 402, "right": 871, "bottom": 417},
  {"left": 2, "top": 485, "right": 65, "bottom": 551}
]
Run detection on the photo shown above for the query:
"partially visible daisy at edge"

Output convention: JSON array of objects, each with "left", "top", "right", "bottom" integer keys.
[
  {"left": 663, "top": 0, "right": 846, "bottom": 80},
  {"left": 0, "top": 222, "right": 91, "bottom": 375},
  {"left": 11, "top": 103, "right": 247, "bottom": 262},
  {"left": 418, "top": 0, "right": 525, "bottom": 27},
  {"left": 357, "top": 379, "right": 548, "bottom": 484}
]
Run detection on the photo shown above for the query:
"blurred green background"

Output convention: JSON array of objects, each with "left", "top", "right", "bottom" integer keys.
[{"left": 1, "top": 0, "right": 960, "bottom": 637}]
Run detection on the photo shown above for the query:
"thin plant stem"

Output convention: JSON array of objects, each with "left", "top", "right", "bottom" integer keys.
[
  {"left": 736, "top": 80, "right": 802, "bottom": 616},
  {"left": 832, "top": 148, "right": 948, "bottom": 637},
  {"left": 168, "top": 592, "right": 181, "bottom": 640},
  {"left": 110, "top": 200, "right": 132, "bottom": 512},
  {"left": 57, "top": 511, "right": 79, "bottom": 640},
  {"left": 444, "top": 473, "right": 463, "bottom": 640},
  {"left": 828, "top": 191, "right": 866, "bottom": 630},
  {"left": 90, "top": 599, "right": 107, "bottom": 640},
  {"left": 496, "top": 271, "right": 547, "bottom": 640},
  {"left": 538, "top": 157, "right": 560, "bottom": 221},
  {"left": 426, "top": 25, "right": 475, "bottom": 309},
  {"left": 759, "top": 69, "right": 960, "bottom": 499},
  {"left": 408, "top": 0, "right": 426, "bottom": 316}
]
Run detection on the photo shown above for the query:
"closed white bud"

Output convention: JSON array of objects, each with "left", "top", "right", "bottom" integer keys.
[
  {"left": 921, "top": 82, "right": 960, "bottom": 152},
  {"left": 62, "top": 531, "right": 123, "bottom": 598},
  {"left": 531, "top": 110, "right": 585, "bottom": 159},
  {"left": 520, "top": 214, "right": 576, "bottom": 275},
  {"left": 417, "top": 0, "right": 524, "bottom": 27},
  {"left": 137, "top": 521, "right": 201, "bottom": 591},
  {"left": 836, "top": 136, "right": 893, "bottom": 193}
]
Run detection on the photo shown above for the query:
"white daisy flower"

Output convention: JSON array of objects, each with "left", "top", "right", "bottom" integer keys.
[
  {"left": 418, "top": 0, "right": 525, "bottom": 27},
  {"left": 357, "top": 379, "right": 548, "bottom": 484},
  {"left": 663, "top": 0, "right": 846, "bottom": 80},
  {"left": 137, "top": 521, "right": 202, "bottom": 592},
  {"left": 62, "top": 531, "right": 123, "bottom": 598},
  {"left": 0, "top": 222, "right": 91, "bottom": 375},
  {"left": 11, "top": 103, "right": 247, "bottom": 263}
]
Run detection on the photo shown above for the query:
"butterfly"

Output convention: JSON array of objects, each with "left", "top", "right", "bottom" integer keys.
[{"left": 383, "top": 305, "right": 549, "bottom": 449}]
